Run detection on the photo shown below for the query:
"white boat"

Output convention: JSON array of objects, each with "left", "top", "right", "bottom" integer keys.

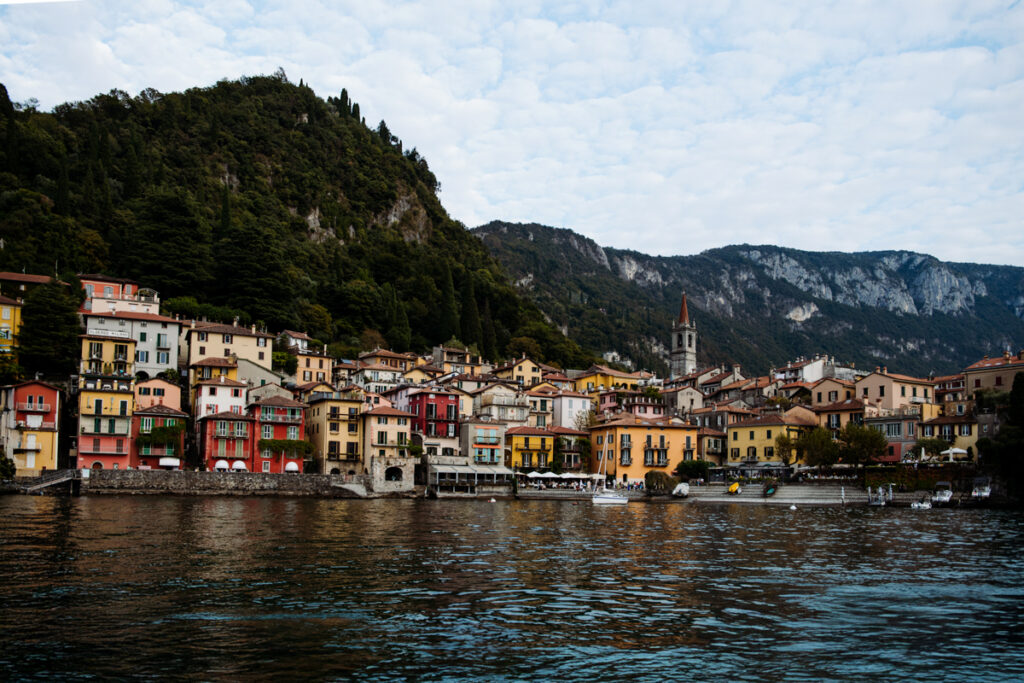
[
  {"left": 971, "top": 477, "right": 991, "bottom": 500},
  {"left": 672, "top": 482, "right": 690, "bottom": 498},
  {"left": 932, "top": 481, "right": 953, "bottom": 505},
  {"left": 910, "top": 498, "right": 932, "bottom": 510},
  {"left": 591, "top": 452, "right": 628, "bottom": 505}
]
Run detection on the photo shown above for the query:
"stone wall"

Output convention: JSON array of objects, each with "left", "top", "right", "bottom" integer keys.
[{"left": 81, "top": 469, "right": 370, "bottom": 497}]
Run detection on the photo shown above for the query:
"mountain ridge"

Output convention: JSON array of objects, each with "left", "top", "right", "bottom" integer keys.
[{"left": 472, "top": 221, "right": 1024, "bottom": 377}]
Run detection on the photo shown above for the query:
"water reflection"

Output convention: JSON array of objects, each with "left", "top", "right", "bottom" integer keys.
[{"left": 1, "top": 496, "right": 1022, "bottom": 681}]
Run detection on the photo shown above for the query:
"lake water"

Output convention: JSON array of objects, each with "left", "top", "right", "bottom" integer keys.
[{"left": 1, "top": 495, "right": 1022, "bottom": 681}]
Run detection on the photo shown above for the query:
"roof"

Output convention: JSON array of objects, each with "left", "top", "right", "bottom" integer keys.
[
  {"left": 196, "top": 377, "right": 247, "bottom": 387},
  {"left": 932, "top": 374, "right": 964, "bottom": 383},
  {"left": 0, "top": 294, "right": 21, "bottom": 305},
  {"left": 698, "top": 427, "right": 727, "bottom": 437},
  {"left": 359, "top": 349, "right": 414, "bottom": 360},
  {"left": 78, "top": 273, "right": 141, "bottom": 285},
  {"left": 731, "top": 413, "right": 817, "bottom": 429},
  {"left": 780, "top": 381, "right": 813, "bottom": 390},
  {"left": 189, "top": 322, "right": 274, "bottom": 338},
  {"left": 295, "top": 381, "right": 334, "bottom": 391},
  {"left": 249, "top": 395, "right": 306, "bottom": 408},
  {"left": 280, "top": 329, "right": 313, "bottom": 341},
  {"left": 703, "top": 372, "right": 731, "bottom": 385},
  {"left": 542, "top": 372, "right": 571, "bottom": 381},
  {"left": 506, "top": 426, "right": 553, "bottom": 436},
  {"left": 366, "top": 406, "right": 416, "bottom": 418},
  {"left": 964, "top": 354, "right": 1024, "bottom": 371},
  {"left": 922, "top": 415, "right": 977, "bottom": 425},
  {"left": 812, "top": 377, "right": 854, "bottom": 387},
  {"left": 192, "top": 357, "right": 238, "bottom": 367},
  {"left": 356, "top": 362, "right": 402, "bottom": 372},
  {"left": 135, "top": 403, "right": 188, "bottom": 417},
  {"left": 548, "top": 425, "right": 587, "bottom": 436},
  {"left": 79, "top": 333, "right": 136, "bottom": 343},
  {"left": 814, "top": 398, "right": 866, "bottom": 412},
  {"left": 199, "top": 411, "right": 253, "bottom": 421},
  {"left": 0, "top": 272, "right": 59, "bottom": 284},
  {"left": 84, "top": 310, "right": 179, "bottom": 324},
  {"left": 678, "top": 293, "right": 690, "bottom": 324}
]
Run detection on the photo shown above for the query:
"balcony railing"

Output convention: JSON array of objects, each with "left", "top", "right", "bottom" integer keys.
[
  {"left": 620, "top": 456, "right": 632, "bottom": 466},
  {"left": 328, "top": 452, "right": 360, "bottom": 461},
  {"left": 80, "top": 425, "right": 130, "bottom": 436},
  {"left": 17, "top": 402, "right": 51, "bottom": 412},
  {"left": 474, "top": 436, "right": 501, "bottom": 445},
  {"left": 260, "top": 413, "right": 303, "bottom": 424},
  {"left": 78, "top": 445, "right": 127, "bottom": 455}
]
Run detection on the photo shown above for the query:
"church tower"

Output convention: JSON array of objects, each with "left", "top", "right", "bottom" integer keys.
[{"left": 670, "top": 292, "right": 697, "bottom": 378}]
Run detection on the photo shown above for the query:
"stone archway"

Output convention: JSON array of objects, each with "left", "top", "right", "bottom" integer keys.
[
  {"left": 91, "top": 462, "right": 103, "bottom": 469},
  {"left": 385, "top": 466, "right": 403, "bottom": 481},
  {"left": 330, "top": 467, "right": 340, "bottom": 475}
]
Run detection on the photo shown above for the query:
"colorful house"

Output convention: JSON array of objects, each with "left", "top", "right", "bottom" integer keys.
[
  {"left": 461, "top": 417, "right": 507, "bottom": 466},
  {"left": 963, "top": 351, "right": 1024, "bottom": 396},
  {"left": 250, "top": 396, "right": 308, "bottom": 474},
  {"left": 363, "top": 406, "right": 416, "bottom": 491},
  {"left": 813, "top": 398, "right": 868, "bottom": 437},
  {"left": 133, "top": 404, "right": 187, "bottom": 470},
  {"left": 921, "top": 414, "right": 979, "bottom": 461},
  {"left": 549, "top": 425, "right": 589, "bottom": 471},
  {"left": 77, "top": 335, "right": 136, "bottom": 470},
  {"left": 0, "top": 295, "right": 22, "bottom": 355},
  {"left": 406, "top": 387, "right": 460, "bottom": 457},
  {"left": 135, "top": 378, "right": 181, "bottom": 411},
  {"left": 855, "top": 368, "right": 935, "bottom": 412},
  {"left": 506, "top": 426, "right": 555, "bottom": 470},
  {"left": 493, "top": 357, "right": 545, "bottom": 387},
  {"left": 82, "top": 310, "right": 180, "bottom": 379},
  {"left": 864, "top": 408, "right": 923, "bottom": 463},
  {"left": 182, "top": 321, "right": 274, "bottom": 372},
  {"left": 727, "top": 413, "right": 816, "bottom": 467},
  {"left": 589, "top": 415, "right": 699, "bottom": 485},
  {"left": 198, "top": 411, "right": 255, "bottom": 472},
  {"left": 79, "top": 274, "right": 159, "bottom": 314},
  {"left": 2, "top": 381, "right": 61, "bottom": 475},
  {"left": 306, "top": 389, "right": 365, "bottom": 475}
]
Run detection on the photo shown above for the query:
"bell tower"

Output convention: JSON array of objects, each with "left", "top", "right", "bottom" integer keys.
[{"left": 670, "top": 292, "right": 697, "bottom": 378}]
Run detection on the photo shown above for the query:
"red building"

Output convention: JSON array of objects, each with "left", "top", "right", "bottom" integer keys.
[
  {"left": 198, "top": 411, "right": 255, "bottom": 472},
  {"left": 133, "top": 404, "right": 188, "bottom": 470},
  {"left": 406, "top": 388, "right": 460, "bottom": 439},
  {"left": 249, "top": 396, "right": 308, "bottom": 473},
  {"left": 4, "top": 381, "right": 62, "bottom": 474}
]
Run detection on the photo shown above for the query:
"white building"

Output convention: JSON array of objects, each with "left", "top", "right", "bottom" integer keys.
[{"left": 82, "top": 311, "right": 181, "bottom": 380}]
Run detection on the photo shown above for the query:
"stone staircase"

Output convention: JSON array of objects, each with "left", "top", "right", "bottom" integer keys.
[
  {"left": 21, "top": 469, "right": 79, "bottom": 494},
  {"left": 688, "top": 482, "right": 869, "bottom": 506}
]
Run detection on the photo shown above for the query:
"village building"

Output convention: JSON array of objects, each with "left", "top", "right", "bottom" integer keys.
[
  {"left": 77, "top": 334, "right": 136, "bottom": 470},
  {"left": 1, "top": 380, "right": 62, "bottom": 475},
  {"left": 133, "top": 404, "right": 187, "bottom": 470}
]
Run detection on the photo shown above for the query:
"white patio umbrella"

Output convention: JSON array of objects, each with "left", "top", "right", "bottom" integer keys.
[
  {"left": 526, "top": 471, "right": 543, "bottom": 478},
  {"left": 940, "top": 447, "right": 967, "bottom": 461},
  {"left": 559, "top": 472, "right": 578, "bottom": 479},
  {"left": 540, "top": 472, "right": 560, "bottom": 479}
]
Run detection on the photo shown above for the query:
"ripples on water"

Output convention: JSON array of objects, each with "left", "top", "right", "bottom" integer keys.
[{"left": 1, "top": 496, "right": 1022, "bottom": 681}]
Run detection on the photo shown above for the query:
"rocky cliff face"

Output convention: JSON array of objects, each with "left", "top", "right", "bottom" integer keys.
[{"left": 473, "top": 221, "right": 1024, "bottom": 376}]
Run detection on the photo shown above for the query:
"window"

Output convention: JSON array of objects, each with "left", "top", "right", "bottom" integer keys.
[
  {"left": 234, "top": 423, "right": 247, "bottom": 437},
  {"left": 139, "top": 387, "right": 151, "bottom": 395},
  {"left": 258, "top": 338, "right": 267, "bottom": 347},
  {"left": 199, "top": 346, "right": 206, "bottom": 355},
  {"left": 137, "top": 350, "right": 149, "bottom": 363},
  {"left": 287, "top": 426, "right": 298, "bottom": 440},
  {"left": 141, "top": 417, "right": 153, "bottom": 433},
  {"left": 974, "top": 379, "right": 981, "bottom": 388},
  {"left": 235, "top": 440, "right": 244, "bottom": 458},
  {"left": 879, "top": 386, "right": 885, "bottom": 397},
  {"left": 154, "top": 388, "right": 165, "bottom": 397},
  {"left": 749, "top": 431, "right": 754, "bottom": 440},
  {"left": 765, "top": 446, "right": 774, "bottom": 459},
  {"left": 157, "top": 352, "right": 169, "bottom": 365},
  {"left": 996, "top": 376, "right": 1003, "bottom": 387},
  {"left": 140, "top": 332, "right": 147, "bottom": 342},
  {"left": 262, "top": 424, "right": 273, "bottom": 439},
  {"left": 223, "top": 334, "right": 233, "bottom": 344},
  {"left": 208, "top": 387, "right": 216, "bottom": 396},
  {"left": 901, "top": 386, "right": 906, "bottom": 397},
  {"left": 885, "top": 423, "right": 901, "bottom": 438},
  {"left": 958, "top": 424, "right": 971, "bottom": 436},
  {"left": 262, "top": 461, "right": 271, "bottom": 473}
]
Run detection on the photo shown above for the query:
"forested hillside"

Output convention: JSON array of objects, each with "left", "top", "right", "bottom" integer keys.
[
  {"left": 474, "top": 222, "right": 1024, "bottom": 377},
  {"left": 0, "top": 73, "right": 594, "bottom": 367}
]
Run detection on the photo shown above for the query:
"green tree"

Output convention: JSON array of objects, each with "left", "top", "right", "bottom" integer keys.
[
  {"left": 775, "top": 433, "right": 796, "bottom": 467},
  {"left": 18, "top": 279, "right": 81, "bottom": 378},
  {"left": 480, "top": 299, "right": 497, "bottom": 362},
  {"left": 0, "top": 453, "right": 16, "bottom": 480},
  {"left": 460, "top": 278, "right": 483, "bottom": 346},
  {"left": 798, "top": 427, "right": 838, "bottom": 472},
  {"left": 913, "top": 437, "right": 950, "bottom": 460},
  {"left": 673, "top": 459, "right": 710, "bottom": 481},
  {"left": 837, "top": 422, "right": 888, "bottom": 478},
  {"left": 272, "top": 350, "right": 298, "bottom": 376},
  {"left": 438, "top": 264, "right": 459, "bottom": 342}
]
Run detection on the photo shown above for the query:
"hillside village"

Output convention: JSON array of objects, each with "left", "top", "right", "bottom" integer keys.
[{"left": 2, "top": 271, "right": 1022, "bottom": 496}]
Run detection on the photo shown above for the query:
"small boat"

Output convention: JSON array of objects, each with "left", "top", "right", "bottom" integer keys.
[
  {"left": 971, "top": 477, "right": 991, "bottom": 500},
  {"left": 762, "top": 483, "right": 777, "bottom": 497},
  {"left": 868, "top": 485, "right": 886, "bottom": 506},
  {"left": 910, "top": 498, "right": 932, "bottom": 510},
  {"left": 728, "top": 482, "right": 742, "bottom": 495},
  {"left": 932, "top": 481, "right": 953, "bottom": 505},
  {"left": 592, "top": 453, "right": 628, "bottom": 506},
  {"left": 672, "top": 482, "right": 690, "bottom": 498}
]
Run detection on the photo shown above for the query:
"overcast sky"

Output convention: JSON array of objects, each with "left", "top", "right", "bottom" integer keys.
[{"left": 2, "top": 0, "right": 1022, "bottom": 265}]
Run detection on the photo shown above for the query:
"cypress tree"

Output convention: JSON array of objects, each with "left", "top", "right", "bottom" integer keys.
[
  {"left": 460, "top": 278, "right": 482, "bottom": 346},
  {"left": 439, "top": 264, "right": 459, "bottom": 342},
  {"left": 481, "top": 299, "right": 497, "bottom": 362}
]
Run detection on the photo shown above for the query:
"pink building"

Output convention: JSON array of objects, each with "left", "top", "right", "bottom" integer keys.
[{"left": 249, "top": 396, "right": 307, "bottom": 474}]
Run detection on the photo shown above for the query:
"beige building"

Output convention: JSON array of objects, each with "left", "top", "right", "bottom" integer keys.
[
  {"left": 363, "top": 406, "right": 416, "bottom": 492},
  {"left": 855, "top": 368, "right": 934, "bottom": 412},
  {"left": 306, "top": 389, "right": 365, "bottom": 475},
  {"left": 181, "top": 321, "right": 274, "bottom": 372},
  {"left": 963, "top": 351, "right": 1024, "bottom": 396}
]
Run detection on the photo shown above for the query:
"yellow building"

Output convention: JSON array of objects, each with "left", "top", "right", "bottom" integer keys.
[
  {"left": 506, "top": 426, "right": 555, "bottom": 469},
  {"left": 921, "top": 415, "right": 979, "bottom": 461},
  {"left": 589, "top": 415, "right": 699, "bottom": 485},
  {"left": 493, "top": 357, "right": 545, "bottom": 387},
  {"left": 306, "top": 389, "right": 365, "bottom": 474},
  {"left": 2, "top": 380, "right": 62, "bottom": 475},
  {"left": 0, "top": 295, "right": 22, "bottom": 355},
  {"left": 77, "top": 335, "right": 136, "bottom": 470},
  {"left": 727, "top": 413, "right": 816, "bottom": 466},
  {"left": 182, "top": 321, "right": 274, "bottom": 372},
  {"left": 573, "top": 364, "right": 648, "bottom": 398}
]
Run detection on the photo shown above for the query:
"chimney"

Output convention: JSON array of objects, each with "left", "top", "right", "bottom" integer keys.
[
  {"left": 251, "top": 324, "right": 256, "bottom": 334},
  {"left": 882, "top": 366, "right": 887, "bottom": 374}
]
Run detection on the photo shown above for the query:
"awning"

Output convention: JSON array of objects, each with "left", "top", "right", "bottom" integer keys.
[
  {"left": 158, "top": 457, "right": 181, "bottom": 468},
  {"left": 526, "top": 471, "right": 543, "bottom": 478},
  {"left": 214, "top": 459, "right": 230, "bottom": 470},
  {"left": 231, "top": 460, "right": 248, "bottom": 471},
  {"left": 559, "top": 472, "right": 579, "bottom": 479},
  {"left": 471, "top": 465, "right": 514, "bottom": 477},
  {"left": 540, "top": 472, "right": 560, "bottom": 478},
  {"left": 431, "top": 465, "right": 460, "bottom": 474},
  {"left": 284, "top": 462, "right": 300, "bottom": 472}
]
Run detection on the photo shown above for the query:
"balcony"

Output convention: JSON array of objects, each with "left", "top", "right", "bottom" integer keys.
[
  {"left": 17, "top": 402, "right": 52, "bottom": 412},
  {"left": 474, "top": 436, "right": 501, "bottom": 445},
  {"left": 80, "top": 424, "right": 130, "bottom": 436},
  {"left": 620, "top": 456, "right": 632, "bottom": 466},
  {"left": 260, "top": 413, "right": 303, "bottom": 424},
  {"left": 78, "top": 445, "right": 128, "bottom": 455},
  {"left": 328, "top": 452, "right": 360, "bottom": 461}
]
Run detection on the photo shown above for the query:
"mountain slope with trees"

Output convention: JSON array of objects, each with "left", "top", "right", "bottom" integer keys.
[
  {"left": 473, "top": 221, "right": 1024, "bottom": 377},
  {"left": 0, "top": 73, "right": 595, "bottom": 368}
]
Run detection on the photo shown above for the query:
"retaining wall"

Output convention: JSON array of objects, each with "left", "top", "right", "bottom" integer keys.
[{"left": 81, "top": 469, "right": 369, "bottom": 497}]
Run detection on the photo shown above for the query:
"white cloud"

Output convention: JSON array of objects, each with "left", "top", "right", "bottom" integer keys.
[{"left": 0, "top": 0, "right": 1022, "bottom": 265}]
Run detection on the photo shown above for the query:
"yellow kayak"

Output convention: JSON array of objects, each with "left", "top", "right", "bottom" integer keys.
[{"left": 728, "top": 482, "right": 740, "bottom": 494}]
